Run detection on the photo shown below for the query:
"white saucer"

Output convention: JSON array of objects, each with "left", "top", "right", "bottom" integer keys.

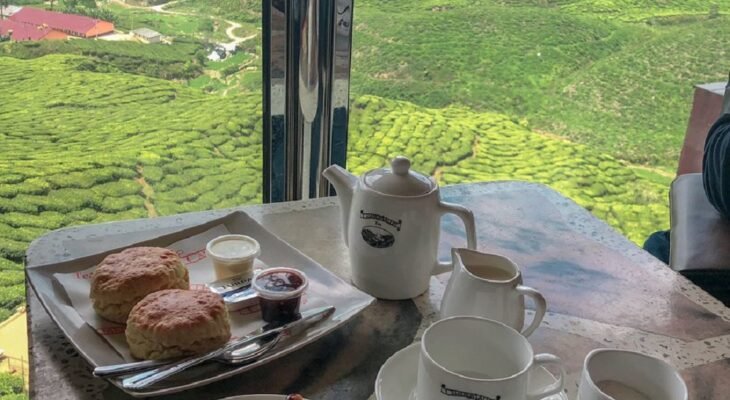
[
  {"left": 375, "top": 343, "right": 568, "bottom": 400},
  {"left": 221, "top": 396, "right": 309, "bottom": 400}
]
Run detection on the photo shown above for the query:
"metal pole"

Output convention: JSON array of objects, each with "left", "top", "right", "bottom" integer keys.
[{"left": 263, "top": 0, "right": 354, "bottom": 202}]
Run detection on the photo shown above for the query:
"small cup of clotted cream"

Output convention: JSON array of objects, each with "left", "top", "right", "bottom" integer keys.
[{"left": 206, "top": 234, "right": 261, "bottom": 281}]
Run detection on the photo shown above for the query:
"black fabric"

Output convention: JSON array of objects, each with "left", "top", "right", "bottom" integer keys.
[
  {"left": 703, "top": 113, "right": 730, "bottom": 219},
  {"left": 643, "top": 230, "right": 670, "bottom": 264},
  {"left": 681, "top": 270, "right": 730, "bottom": 307}
]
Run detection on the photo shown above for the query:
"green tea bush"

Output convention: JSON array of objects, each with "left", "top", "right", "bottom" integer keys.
[
  {"left": 100, "top": 196, "right": 144, "bottom": 213},
  {"left": 0, "top": 372, "right": 24, "bottom": 396},
  {"left": 92, "top": 180, "right": 141, "bottom": 198},
  {"left": 0, "top": 259, "right": 21, "bottom": 272},
  {"left": 1, "top": 40, "right": 205, "bottom": 80},
  {"left": 0, "top": 284, "right": 24, "bottom": 310}
]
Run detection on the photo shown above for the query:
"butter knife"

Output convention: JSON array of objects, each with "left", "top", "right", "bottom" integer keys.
[{"left": 120, "top": 305, "right": 336, "bottom": 389}]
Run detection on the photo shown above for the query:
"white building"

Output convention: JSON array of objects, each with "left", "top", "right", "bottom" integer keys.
[
  {"left": 0, "top": 5, "right": 22, "bottom": 19},
  {"left": 131, "top": 28, "right": 161, "bottom": 43}
]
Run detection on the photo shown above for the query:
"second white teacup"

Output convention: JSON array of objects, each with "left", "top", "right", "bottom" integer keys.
[
  {"left": 416, "top": 316, "right": 565, "bottom": 400},
  {"left": 440, "top": 248, "right": 547, "bottom": 336},
  {"left": 578, "top": 348, "right": 688, "bottom": 400}
]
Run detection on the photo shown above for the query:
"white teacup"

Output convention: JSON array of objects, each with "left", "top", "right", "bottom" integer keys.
[
  {"left": 416, "top": 316, "right": 565, "bottom": 400},
  {"left": 440, "top": 248, "right": 547, "bottom": 336},
  {"left": 578, "top": 349, "right": 688, "bottom": 400}
]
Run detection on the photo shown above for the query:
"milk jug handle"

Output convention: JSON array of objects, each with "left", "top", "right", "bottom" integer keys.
[
  {"left": 432, "top": 201, "right": 477, "bottom": 275},
  {"left": 515, "top": 285, "right": 547, "bottom": 337}
]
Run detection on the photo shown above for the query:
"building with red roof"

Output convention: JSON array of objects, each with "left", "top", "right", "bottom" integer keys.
[
  {"left": 8, "top": 7, "right": 113, "bottom": 38},
  {"left": 0, "top": 19, "right": 67, "bottom": 41}
]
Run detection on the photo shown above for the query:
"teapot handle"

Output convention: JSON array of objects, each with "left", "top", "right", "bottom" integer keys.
[{"left": 433, "top": 201, "right": 477, "bottom": 275}]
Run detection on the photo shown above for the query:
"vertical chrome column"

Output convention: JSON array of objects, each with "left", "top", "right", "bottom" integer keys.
[{"left": 263, "top": 0, "right": 354, "bottom": 203}]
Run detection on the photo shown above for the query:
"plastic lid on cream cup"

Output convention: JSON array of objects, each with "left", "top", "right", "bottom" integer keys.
[{"left": 206, "top": 235, "right": 261, "bottom": 279}]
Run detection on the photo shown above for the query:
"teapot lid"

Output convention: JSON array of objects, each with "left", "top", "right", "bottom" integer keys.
[{"left": 363, "top": 156, "right": 435, "bottom": 196}]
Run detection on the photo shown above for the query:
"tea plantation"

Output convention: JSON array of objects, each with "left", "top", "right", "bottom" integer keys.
[
  {"left": 352, "top": 0, "right": 730, "bottom": 169},
  {"left": 0, "top": 53, "right": 672, "bottom": 325},
  {"left": 0, "top": 39, "right": 206, "bottom": 80},
  {"left": 0, "top": 54, "right": 263, "bottom": 322},
  {"left": 348, "top": 95, "right": 670, "bottom": 245}
]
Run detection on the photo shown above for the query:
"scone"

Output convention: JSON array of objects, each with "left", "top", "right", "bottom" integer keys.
[
  {"left": 125, "top": 289, "right": 231, "bottom": 360},
  {"left": 90, "top": 247, "right": 189, "bottom": 323}
]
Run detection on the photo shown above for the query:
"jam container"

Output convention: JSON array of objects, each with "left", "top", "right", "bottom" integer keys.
[
  {"left": 252, "top": 267, "right": 308, "bottom": 323},
  {"left": 206, "top": 234, "right": 261, "bottom": 281}
]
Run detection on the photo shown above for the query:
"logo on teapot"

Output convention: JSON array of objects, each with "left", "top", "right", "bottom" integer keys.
[
  {"left": 360, "top": 210, "right": 400, "bottom": 249},
  {"left": 440, "top": 384, "right": 500, "bottom": 400}
]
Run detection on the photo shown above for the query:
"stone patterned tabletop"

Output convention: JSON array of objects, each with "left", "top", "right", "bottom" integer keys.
[{"left": 25, "top": 182, "right": 730, "bottom": 399}]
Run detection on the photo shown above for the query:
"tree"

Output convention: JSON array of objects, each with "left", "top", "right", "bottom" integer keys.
[
  {"left": 0, "top": 0, "right": 9, "bottom": 19},
  {"left": 709, "top": 3, "right": 720, "bottom": 19},
  {"left": 79, "top": 0, "right": 97, "bottom": 9}
]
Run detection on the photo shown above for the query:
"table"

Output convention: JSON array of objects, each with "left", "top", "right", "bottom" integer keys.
[{"left": 26, "top": 182, "right": 730, "bottom": 399}]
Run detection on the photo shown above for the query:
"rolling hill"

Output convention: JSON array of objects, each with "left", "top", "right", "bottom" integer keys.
[{"left": 0, "top": 54, "right": 670, "bottom": 324}]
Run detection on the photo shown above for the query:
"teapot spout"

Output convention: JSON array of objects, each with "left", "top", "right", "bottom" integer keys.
[{"left": 322, "top": 164, "right": 357, "bottom": 247}]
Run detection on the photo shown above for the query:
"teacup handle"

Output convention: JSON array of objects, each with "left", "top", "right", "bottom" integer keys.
[
  {"left": 515, "top": 285, "right": 547, "bottom": 337},
  {"left": 433, "top": 201, "right": 477, "bottom": 274},
  {"left": 528, "top": 353, "right": 566, "bottom": 400}
]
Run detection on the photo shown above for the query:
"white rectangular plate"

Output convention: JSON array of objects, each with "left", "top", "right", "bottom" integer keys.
[{"left": 26, "top": 211, "right": 375, "bottom": 397}]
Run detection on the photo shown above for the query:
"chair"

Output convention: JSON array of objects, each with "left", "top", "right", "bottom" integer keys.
[{"left": 669, "top": 80, "right": 730, "bottom": 306}]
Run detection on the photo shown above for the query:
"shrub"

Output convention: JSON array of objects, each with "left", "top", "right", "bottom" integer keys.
[
  {"left": 92, "top": 180, "right": 141, "bottom": 198},
  {"left": 0, "top": 258, "right": 22, "bottom": 272},
  {"left": 0, "top": 284, "right": 24, "bottom": 310},
  {"left": 99, "top": 195, "right": 144, "bottom": 213},
  {"left": 0, "top": 271, "right": 24, "bottom": 287},
  {"left": 0, "top": 372, "right": 24, "bottom": 396}
]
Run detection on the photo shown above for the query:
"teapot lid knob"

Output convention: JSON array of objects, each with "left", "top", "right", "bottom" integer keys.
[
  {"left": 363, "top": 155, "right": 435, "bottom": 196},
  {"left": 391, "top": 156, "right": 411, "bottom": 176}
]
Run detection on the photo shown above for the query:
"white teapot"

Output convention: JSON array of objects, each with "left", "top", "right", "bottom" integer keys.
[{"left": 322, "top": 156, "right": 477, "bottom": 299}]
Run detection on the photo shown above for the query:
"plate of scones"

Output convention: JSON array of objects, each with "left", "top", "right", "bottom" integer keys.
[{"left": 26, "top": 211, "right": 374, "bottom": 397}]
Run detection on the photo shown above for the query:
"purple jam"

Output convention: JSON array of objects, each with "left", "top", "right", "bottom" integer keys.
[
  {"left": 260, "top": 296, "right": 302, "bottom": 323},
  {"left": 254, "top": 269, "right": 306, "bottom": 323}
]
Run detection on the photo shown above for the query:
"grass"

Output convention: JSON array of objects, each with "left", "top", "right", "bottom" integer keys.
[
  {"left": 106, "top": 4, "right": 230, "bottom": 42},
  {"left": 231, "top": 23, "right": 258, "bottom": 40},
  {"left": 531, "top": 18, "right": 730, "bottom": 166},
  {"left": 165, "top": 0, "right": 261, "bottom": 26},
  {"left": 560, "top": 0, "right": 723, "bottom": 22},
  {"left": 188, "top": 74, "right": 227, "bottom": 91},
  {"left": 350, "top": 0, "right": 730, "bottom": 169},
  {"left": 205, "top": 51, "right": 252, "bottom": 71}
]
